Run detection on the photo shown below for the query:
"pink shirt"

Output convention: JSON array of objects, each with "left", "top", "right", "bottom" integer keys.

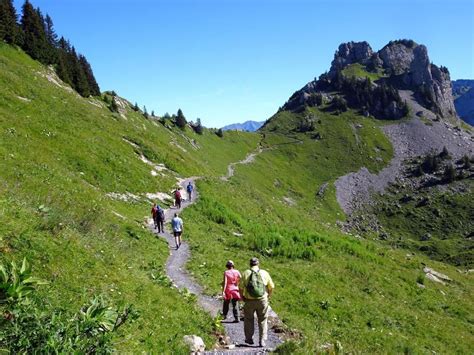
[{"left": 223, "top": 269, "right": 241, "bottom": 300}]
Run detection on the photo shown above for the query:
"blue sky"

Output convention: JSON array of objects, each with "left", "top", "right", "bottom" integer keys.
[{"left": 13, "top": 0, "right": 474, "bottom": 127}]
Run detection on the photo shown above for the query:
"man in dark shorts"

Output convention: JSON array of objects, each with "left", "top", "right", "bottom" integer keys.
[{"left": 171, "top": 213, "right": 183, "bottom": 249}]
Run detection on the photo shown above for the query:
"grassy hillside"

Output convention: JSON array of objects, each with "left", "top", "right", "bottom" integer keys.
[
  {"left": 182, "top": 109, "right": 473, "bottom": 353},
  {"left": 0, "top": 43, "right": 259, "bottom": 352},
  {"left": 1, "top": 42, "right": 473, "bottom": 353}
]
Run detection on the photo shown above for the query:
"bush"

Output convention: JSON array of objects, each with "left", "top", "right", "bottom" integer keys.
[
  {"left": 215, "top": 128, "right": 224, "bottom": 138},
  {"left": 443, "top": 164, "right": 456, "bottom": 183},
  {"left": 439, "top": 146, "right": 451, "bottom": 160},
  {"left": 0, "top": 258, "right": 135, "bottom": 353}
]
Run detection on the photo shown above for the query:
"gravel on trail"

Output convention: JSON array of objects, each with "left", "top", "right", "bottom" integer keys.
[{"left": 148, "top": 178, "right": 284, "bottom": 353}]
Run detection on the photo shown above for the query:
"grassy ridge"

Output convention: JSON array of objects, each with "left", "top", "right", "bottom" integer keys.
[
  {"left": 183, "top": 109, "right": 473, "bottom": 353},
  {"left": 0, "top": 43, "right": 259, "bottom": 352}
]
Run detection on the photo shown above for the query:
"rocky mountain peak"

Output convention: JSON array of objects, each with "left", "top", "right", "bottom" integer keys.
[{"left": 283, "top": 39, "right": 457, "bottom": 120}]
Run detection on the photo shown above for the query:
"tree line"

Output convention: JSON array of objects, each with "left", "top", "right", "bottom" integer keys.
[{"left": 0, "top": 0, "right": 100, "bottom": 97}]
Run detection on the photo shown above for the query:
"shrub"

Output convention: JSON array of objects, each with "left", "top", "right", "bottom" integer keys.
[
  {"left": 216, "top": 128, "right": 224, "bottom": 138},
  {"left": 443, "top": 164, "right": 456, "bottom": 183},
  {"left": 0, "top": 259, "right": 135, "bottom": 353}
]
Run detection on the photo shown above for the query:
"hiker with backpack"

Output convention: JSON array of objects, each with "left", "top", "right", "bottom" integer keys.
[
  {"left": 239, "top": 257, "right": 274, "bottom": 348},
  {"left": 221, "top": 260, "right": 241, "bottom": 323},
  {"left": 151, "top": 203, "right": 159, "bottom": 230},
  {"left": 174, "top": 188, "right": 182, "bottom": 209},
  {"left": 171, "top": 213, "right": 183, "bottom": 249},
  {"left": 186, "top": 182, "right": 193, "bottom": 201},
  {"left": 156, "top": 205, "right": 165, "bottom": 233}
]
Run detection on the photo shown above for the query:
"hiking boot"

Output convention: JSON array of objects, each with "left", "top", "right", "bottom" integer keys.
[
  {"left": 245, "top": 339, "right": 254, "bottom": 345},
  {"left": 233, "top": 319, "right": 239, "bottom": 323},
  {"left": 259, "top": 340, "right": 266, "bottom": 347}
]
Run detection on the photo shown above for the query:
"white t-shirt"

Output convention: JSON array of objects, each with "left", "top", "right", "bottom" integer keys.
[{"left": 172, "top": 217, "right": 183, "bottom": 232}]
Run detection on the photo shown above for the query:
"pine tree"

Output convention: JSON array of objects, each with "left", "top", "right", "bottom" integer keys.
[
  {"left": 175, "top": 108, "right": 187, "bottom": 129},
  {"left": 151, "top": 110, "right": 155, "bottom": 117},
  {"left": 133, "top": 102, "right": 139, "bottom": 111},
  {"left": 79, "top": 54, "right": 100, "bottom": 96},
  {"left": 56, "top": 37, "right": 72, "bottom": 85},
  {"left": 109, "top": 96, "right": 118, "bottom": 113},
  {"left": 193, "top": 118, "right": 203, "bottom": 134},
  {"left": 0, "top": 0, "right": 21, "bottom": 45},
  {"left": 20, "top": 0, "right": 50, "bottom": 63},
  {"left": 216, "top": 128, "right": 224, "bottom": 138},
  {"left": 43, "top": 13, "right": 58, "bottom": 63},
  {"left": 44, "top": 14, "right": 57, "bottom": 46},
  {"left": 69, "top": 46, "right": 90, "bottom": 97},
  {"left": 143, "top": 106, "right": 148, "bottom": 118}
]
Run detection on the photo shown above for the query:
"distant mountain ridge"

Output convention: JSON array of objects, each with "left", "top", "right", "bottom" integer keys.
[
  {"left": 452, "top": 79, "right": 474, "bottom": 125},
  {"left": 221, "top": 120, "right": 264, "bottom": 131}
]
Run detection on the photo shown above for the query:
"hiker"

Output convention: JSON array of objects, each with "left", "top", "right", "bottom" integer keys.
[
  {"left": 174, "top": 188, "right": 182, "bottom": 209},
  {"left": 239, "top": 257, "right": 274, "bottom": 348},
  {"left": 151, "top": 203, "right": 158, "bottom": 229},
  {"left": 186, "top": 181, "right": 193, "bottom": 201},
  {"left": 171, "top": 213, "right": 183, "bottom": 249},
  {"left": 221, "top": 260, "right": 241, "bottom": 323},
  {"left": 156, "top": 204, "right": 165, "bottom": 233}
]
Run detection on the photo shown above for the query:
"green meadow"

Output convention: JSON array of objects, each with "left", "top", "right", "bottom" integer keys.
[{"left": 1, "top": 43, "right": 473, "bottom": 353}]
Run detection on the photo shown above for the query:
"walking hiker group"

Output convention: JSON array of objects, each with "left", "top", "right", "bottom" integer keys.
[
  {"left": 221, "top": 257, "right": 274, "bottom": 348},
  {"left": 150, "top": 182, "right": 193, "bottom": 250},
  {"left": 150, "top": 182, "right": 276, "bottom": 348}
]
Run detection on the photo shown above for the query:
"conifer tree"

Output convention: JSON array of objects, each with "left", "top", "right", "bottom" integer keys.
[
  {"left": 44, "top": 14, "right": 57, "bottom": 46},
  {"left": 69, "top": 46, "right": 90, "bottom": 97},
  {"left": 133, "top": 102, "right": 139, "bottom": 111},
  {"left": 0, "top": 0, "right": 21, "bottom": 45},
  {"left": 143, "top": 106, "right": 149, "bottom": 118},
  {"left": 151, "top": 110, "right": 155, "bottom": 117},
  {"left": 175, "top": 108, "right": 187, "bottom": 129},
  {"left": 21, "top": 0, "right": 50, "bottom": 63},
  {"left": 110, "top": 96, "right": 118, "bottom": 113},
  {"left": 193, "top": 118, "right": 203, "bottom": 134},
  {"left": 79, "top": 54, "right": 100, "bottom": 96},
  {"left": 56, "top": 36, "right": 72, "bottom": 85}
]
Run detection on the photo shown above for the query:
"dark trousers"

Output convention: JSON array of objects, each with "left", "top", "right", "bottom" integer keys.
[
  {"left": 223, "top": 298, "right": 239, "bottom": 320},
  {"left": 155, "top": 218, "right": 164, "bottom": 233}
]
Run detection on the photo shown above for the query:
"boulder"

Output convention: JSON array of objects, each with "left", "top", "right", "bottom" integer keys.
[{"left": 183, "top": 335, "right": 205, "bottom": 353}]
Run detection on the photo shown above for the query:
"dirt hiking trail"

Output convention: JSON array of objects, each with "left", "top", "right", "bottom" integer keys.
[{"left": 148, "top": 172, "right": 284, "bottom": 353}]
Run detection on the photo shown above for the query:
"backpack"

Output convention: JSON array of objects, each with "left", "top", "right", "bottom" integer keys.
[
  {"left": 246, "top": 270, "right": 265, "bottom": 298},
  {"left": 158, "top": 208, "right": 165, "bottom": 220},
  {"left": 187, "top": 184, "right": 192, "bottom": 192},
  {"left": 175, "top": 190, "right": 181, "bottom": 199}
]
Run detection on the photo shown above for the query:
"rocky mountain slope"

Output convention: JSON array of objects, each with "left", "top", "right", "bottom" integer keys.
[
  {"left": 262, "top": 40, "right": 473, "bottom": 267},
  {"left": 222, "top": 120, "right": 264, "bottom": 132},
  {"left": 452, "top": 79, "right": 474, "bottom": 125}
]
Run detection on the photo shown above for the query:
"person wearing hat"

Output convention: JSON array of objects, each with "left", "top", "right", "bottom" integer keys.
[
  {"left": 221, "top": 260, "right": 241, "bottom": 322},
  {"left": 239, "top": 257, "right": 274, "bottom": 348}
]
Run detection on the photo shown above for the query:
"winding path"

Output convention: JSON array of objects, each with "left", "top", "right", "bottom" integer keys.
[{"left": 149, "top": 158, "right": 284, "bottom": 353}]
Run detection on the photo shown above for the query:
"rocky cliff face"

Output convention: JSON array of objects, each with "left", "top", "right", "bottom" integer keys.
[
  {"left": 378, "top": 41, "right": 456, "bottom": 117},
  {"left": 284, "top": 40, "right": 457, "bottom": 120},
  {"left": 328, "top": 41, "right": 374, "bottom": 77}
]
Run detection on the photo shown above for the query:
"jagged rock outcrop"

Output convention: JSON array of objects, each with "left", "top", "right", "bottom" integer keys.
[
  {"left": 379, "top": 41, "right": 456, "bottom": 118},
  {"left": 282, "top": 40, "right": 457, "bottom": 120},
  {"left": 328, "top": 41, "right": 374, "bottom": 77}
]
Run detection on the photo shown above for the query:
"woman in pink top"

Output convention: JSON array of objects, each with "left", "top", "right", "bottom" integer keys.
[{"left": 222, "top": 260, "right": 241, "bottom": 322}]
